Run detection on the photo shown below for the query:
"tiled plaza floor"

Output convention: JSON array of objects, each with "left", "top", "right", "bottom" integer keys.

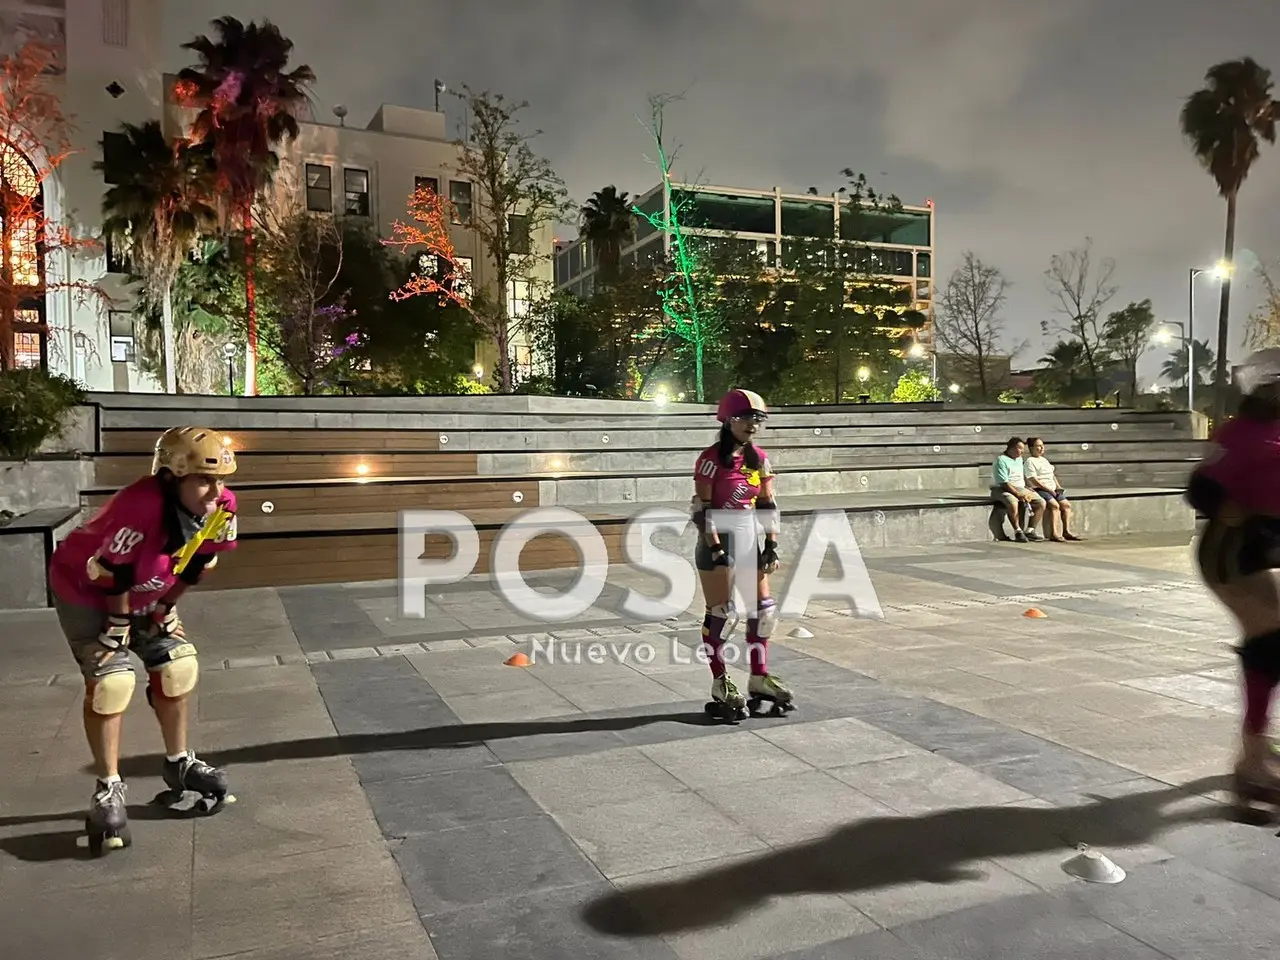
[{"left": 2, "top": 532, "right": 1279, "bottom": 959}]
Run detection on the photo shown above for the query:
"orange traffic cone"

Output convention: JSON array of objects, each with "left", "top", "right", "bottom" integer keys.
[
  {"left": 504, "top": 652, "right": 532, "bottom": 667},
  {"left": 1023, "top": 608, "right": 1047, "bottom": 619}
]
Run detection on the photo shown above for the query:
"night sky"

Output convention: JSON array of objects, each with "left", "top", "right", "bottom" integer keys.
[{"left": 165, "top": 1, "right": 1280, "bottom": 385}]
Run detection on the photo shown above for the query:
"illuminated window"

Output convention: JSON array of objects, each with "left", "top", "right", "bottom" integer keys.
[
  {"left": 449, "top": 181, "right": 472, "bottom": 223},
  {"left": 14, "top": 331, "right": 42, "bottom": 368},
  {"left": 508, "top": 279, "right": 531, "bottom": 320},
  {"left": 109, "top": 310, "right": 135, "bottom": 362},
  {"left": 9, "top": 218, "right": 40, "bottom": 286},
  {"left": 415, "top": 176, "right": 439, "bottom": 196}
]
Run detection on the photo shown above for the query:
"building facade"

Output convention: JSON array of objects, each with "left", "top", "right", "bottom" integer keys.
[
  {"left": 554, "top": 181, "right": 936, "bottom": 343},
  {"left": 4, "top": 0, "right": 546, "bottom": 392}
]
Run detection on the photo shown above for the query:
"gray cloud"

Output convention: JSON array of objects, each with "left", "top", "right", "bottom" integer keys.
[{"left": 166, "top": 0, "right": 1280, "bottom": 381}]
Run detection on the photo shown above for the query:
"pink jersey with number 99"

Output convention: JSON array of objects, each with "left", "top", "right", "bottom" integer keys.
[
  {"left": 49, "top": 475, "right": 238, "bottom": 613},
  {"left": 694, "top": 444, "right": 774, "bottom": 510}
]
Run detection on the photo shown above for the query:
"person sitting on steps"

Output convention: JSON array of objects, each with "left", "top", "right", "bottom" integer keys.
[
  {"left": 989, "top": 437, "right": 1043, "bottom": 542},
  {"left": 1024, "top": 436, "right": 1083, "bottom": 542}
]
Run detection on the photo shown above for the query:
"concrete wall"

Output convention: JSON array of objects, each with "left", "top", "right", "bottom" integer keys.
[
  {"left": 0, "top": 458, "right": 94, "bottom": 515},
  {"left": 36, "top": 404, "right": 96, "bottom": 455}
]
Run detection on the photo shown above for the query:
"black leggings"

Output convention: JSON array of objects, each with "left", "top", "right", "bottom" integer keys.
[{"left": 694, "top": 531, "right": 762, "bottom": 572}]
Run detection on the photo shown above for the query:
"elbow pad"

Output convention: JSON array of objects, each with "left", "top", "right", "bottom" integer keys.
[
  {"left": 178, "top": 551, "right": 217, "bottom": 586},
  {"left": 87, "top": 556, "right": 135, "bottom": 595},
  {"left": 755, "top": 498, "right": 780, "bottom": 536},
  {"left": 691, "top": 498, "right": 712, "bottom": 532}
]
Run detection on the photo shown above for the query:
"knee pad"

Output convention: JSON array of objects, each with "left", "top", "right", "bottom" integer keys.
[
  {"left": 1237, "top": 628, "right": 1280, "bottom": 681},
  {"left": 754, "top": 597, "right": 779, "bottom": 639},
  {"left": 148, "top": 645, "right": 200, "bottom": 701},
  {"left": 87, "top": 671, "right": 136, "bottom": 715},
  {"left": 705, "top": 601, "right": 739, "bottom": 638}
]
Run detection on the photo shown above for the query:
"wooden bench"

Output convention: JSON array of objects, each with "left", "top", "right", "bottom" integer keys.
[
  {"left": 100, "top": 428, "right": 445, "bottom": 454},
  {"left": 92, "top": 451, "right": 479, "bottom": 486}
]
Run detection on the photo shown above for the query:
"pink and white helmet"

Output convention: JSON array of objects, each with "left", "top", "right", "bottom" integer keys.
[{"left": 1237, "top": 347, "right": 1280, "bottom": 396}]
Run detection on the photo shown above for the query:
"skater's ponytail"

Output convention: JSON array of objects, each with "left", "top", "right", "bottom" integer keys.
[{"left": 716, "top": 422, "right": 763, "bottom": 470}]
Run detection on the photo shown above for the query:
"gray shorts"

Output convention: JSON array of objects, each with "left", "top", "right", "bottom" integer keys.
[{"left": 53, "top": 595, "right": 197, "bottom": 680}]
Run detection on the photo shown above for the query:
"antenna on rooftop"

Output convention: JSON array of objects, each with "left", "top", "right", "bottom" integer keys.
[{"left": 333, "top": 104, "right": 348, "bottom": 126}]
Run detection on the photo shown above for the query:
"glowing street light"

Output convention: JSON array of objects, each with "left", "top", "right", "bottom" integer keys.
[
  {"left": 1186, "top": 261, "right": 1232, "bottom": 412},
  {"left": 948, "top": 382, "right": 961, "bottom": 395},
  {"left": 908, "top": 343, "right": 926, "bottom": 358},
  {"left": 856, "top": 366, "right": 871, "bottom": 382}
]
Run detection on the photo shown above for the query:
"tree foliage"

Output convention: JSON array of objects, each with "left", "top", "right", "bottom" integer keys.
[
  {"left": 1042, "top": 238, "right": 1118, "bottom": 404},
  {"left": 1102, "top": 299, "right": 1154, "bottom": 406},
  {"left": 934, "top": 251, "right": 1011, "bottom": 401}
]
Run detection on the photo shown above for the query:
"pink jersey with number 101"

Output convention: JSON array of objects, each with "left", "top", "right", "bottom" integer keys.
[
  {"left": 49, "top": 475, "right": 238, "bottom": 614},
  {"left": 694, "top": 444, "right": 774, "bottom": 510}
]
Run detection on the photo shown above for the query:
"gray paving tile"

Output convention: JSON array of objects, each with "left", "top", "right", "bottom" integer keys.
[
  {"left": 395, "top": 814, "right": 604, "bottom": 918},
  {"left": 350, "top": 741, "right": 500, "bottom": 784},
  {"left": 205, "top": 920, "right": 440, "bottom": 960},
  {"left": 423, "top": 881, "right": 679, "bottom": 960},
  {"left": 0, "top": 873, "right": 191, "bottom": 960},
  {"left": 639, "top": 730, "right": 816, "bottom": 790},
  {"left": 193, "top": 840, "right": 417, "bottom": 958},
  {"left": 483, "top": 723, "right": 630, "bottom": 763},
  {"left": 441, "top": 685, "right": 580, "bottom": 722},
  {"left": 752, "top": 717, "right": 922, "bottom": 768},
  {"left": 314, "top": 675, "right": 457, "bottom": 735},
  {"left": 697, "top": 769, "right": 896, "bottom": 846},
  {"left": 829, "top": 751, "right": 1033, "bottom": 814},
  {"left": 972, "top": 743, "right": 1140, "bottom": 799},
  {"left": 310, "top": 654, "right": 419, "bottom": 683},
  {"left": 364, "top": 766, "right": 543, "bottom": 837},
  {"left": 1066, "top": 856, "right": 1280, "bottom": 960},
  {"left": 894, "top": 889, "right": 1170, "bottom": 960},
  {"left": 507, "top": 747, "right": 688, "bottom": 812},
  {"left": 611, "top": 852, "right": 879, "bottom": 960},
  {"left": 553, "top": 789, "right": 768, "bottom": 879},
  {"left": 772, "top": 929, "right": 932, "bottom": 960},
  {"left": 842, "top": 858, "right": 1039, "bottom": 928}
]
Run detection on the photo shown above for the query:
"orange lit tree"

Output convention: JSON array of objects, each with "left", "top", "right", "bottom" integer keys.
[
  {"left": 383, "top": 183, "right": 476, "bottom": 315},
  {"left": 0, "top": 38, "right": 105, "bottom": 371}
]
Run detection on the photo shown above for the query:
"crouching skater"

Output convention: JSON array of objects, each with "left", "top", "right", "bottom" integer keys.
[
  {"left": 692, "top": 388, "right": 795, "bottom": 722},
  {"left": 48, "top": 426, "right": 240, "bottom": 855},
  {"left": 1187, "top": 348, "right": 1280, "bottom": 816}
]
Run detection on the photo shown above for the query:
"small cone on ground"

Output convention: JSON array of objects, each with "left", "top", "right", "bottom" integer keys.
[
  {"left": 1023, "top": 608, "right": 1047, "bottom": 619},
  {"left": 788, "top": 627, "right": 814, "bottom": 639},
  {"left": 504, "top": 652, "right": 531, "bottom": 667},
  {"left": 1061, "top": 845, "right": 1125, "bottom": 884}
]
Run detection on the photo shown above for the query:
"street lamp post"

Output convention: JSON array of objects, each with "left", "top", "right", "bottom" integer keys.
[
  {"left": 1188, "top": 260, "right": 1233, "bottom": 413},
  {"left": 1154, "top": 321, "right": 1190, "bottom": 410}
]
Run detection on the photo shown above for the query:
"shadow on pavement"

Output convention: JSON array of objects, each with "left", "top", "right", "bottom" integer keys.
[
  {"left": 0, "top": 800, "right": 199, "bottom": 863},
  {"left": 580, "top": 775, "right": 1239, "bottom": 937}
]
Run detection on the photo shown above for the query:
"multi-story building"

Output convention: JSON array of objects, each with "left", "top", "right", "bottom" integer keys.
[
  {"left": 5, "top": 0, "right": 546, "bottom": 392},
  {"left": 554, "top": 181, "right": 936, "bottom": 343}
]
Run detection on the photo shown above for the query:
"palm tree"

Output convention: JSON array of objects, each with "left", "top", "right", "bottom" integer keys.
[
  {"left": 96, "top": 120, "right": 218, "bottom": 393},
  {"left": 579, "top": 186, "right": 635, "bottom": 285},
  {"left": 1160, "top": 338, "right": 1214, "bottom": 392},
  {"left": 175, "top": 16, "right": 315, "bottom": 395},
  {"left": 1180, "top": 57, "right": 1277, "bottom": 422}
]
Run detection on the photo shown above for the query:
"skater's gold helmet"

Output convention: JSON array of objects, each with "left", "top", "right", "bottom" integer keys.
[{"left": 152, "top": 427, "right": 237, "bottom": 478}]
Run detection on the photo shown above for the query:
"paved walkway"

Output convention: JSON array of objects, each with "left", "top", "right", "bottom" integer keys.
[{"left": 2, "top": 532, "right": 1279, "bottom": 959}]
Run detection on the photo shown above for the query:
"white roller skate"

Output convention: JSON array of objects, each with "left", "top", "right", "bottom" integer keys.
[
  {"left": 704, "top": 673, "right": 748, "bottom": 724},
  {"left": 747, "top": 673, "right": 796, "bottom": 717}
]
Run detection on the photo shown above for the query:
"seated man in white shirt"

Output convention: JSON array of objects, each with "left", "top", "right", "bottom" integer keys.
[
  {"left": 989, "top": 437, "right": 1043, "bottom": 542},
  {"left": 1024, "top": 436, "right": 1083, "bottom": 541}
]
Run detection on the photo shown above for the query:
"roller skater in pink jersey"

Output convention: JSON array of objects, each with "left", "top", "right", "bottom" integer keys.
[
  {"left": 691, "top": 388, "right": 793, "bottom": 722},
  {"left": 48, "top": 426, "right": 240, "bottom": 855},
  {"left": 1187, "top": 348, "right": 1280, "bottom": 817}
]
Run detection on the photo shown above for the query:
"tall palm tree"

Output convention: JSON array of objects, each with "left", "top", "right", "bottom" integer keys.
[
  {"left": 96, "top": 120, "right": 218, "bottom": 393},
  {"left": 175, "top": 16, "right": 315, "bottom": 395},
  {"left": 1180, "top": 57, "right": 1277, "bottom": 422},
  {"left": 579, "top": 186, "right": 635, "bottom": 285},
  {"left": 1160, "top": 338, "right": 1214, "bottom": 393}
]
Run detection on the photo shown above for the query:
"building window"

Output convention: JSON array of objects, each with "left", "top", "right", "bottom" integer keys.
[
  {"left": 449, "top": 180, "right": 472, "bottom": 223},
  {"left": 102, "top": 0, "right": 129, "bottom": 47},
  {"left": 305, "top": 163, "right": 332, "bottom": 212},
  {"left": 415, "top": 176, "right": 439, "bottom": 196},
  {"left": 100, "top": 131, "right": 129, "bottom": 185},
  {"left": 109, "top": 310, "right": 135, "bottom": 362},
  {"left": 9, "top": 218, "right": 40, "bottom": 285},
  {"left": 508, "top": 214, "right": 530, "bottom": 255},
  {"left": 14, "top": 307, "right": 44, "bottom": 369},
  {"left": 452, "top": 256, "right": 472, "bottom": 299},
  {"left": 343, "top": 168, "right": 369, "bottom": 216},
  {"left": 508, "top": 279, "right": 531, "bottom": 320},
  {"left": 916, "top": 252, "right": 931, "bottom": 278},
  {"left": 916, "top": 280, "right": 932, "bottom": 301}
]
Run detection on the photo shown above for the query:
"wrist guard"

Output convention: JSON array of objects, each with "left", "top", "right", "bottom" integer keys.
[
  {"left": 99, "top": 615, "right": 131, "bottom": 649},
  {"left": 691, "top": 497, "right": 714, "bottom": 533}
]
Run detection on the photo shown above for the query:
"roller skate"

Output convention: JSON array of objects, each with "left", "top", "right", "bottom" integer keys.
[
  {"left": 747, "top": 673, "right": 796, "bottom": 717},
  {"left": 1230, "top": 735, "right": 1280, "bottom": 824},
  {"left": 704, "top": 673, "right": 748, "bottom": 724},
  {"left": 153, "top": 751, "right": 236, "bottom": 815},
  {"left": 85, "top": 779, "right": 130, "bottom": 857}
]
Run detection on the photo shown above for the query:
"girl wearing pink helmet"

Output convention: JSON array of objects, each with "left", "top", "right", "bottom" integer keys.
[
  {"left": 691, "top": 388, "right": 794, "bottom": 721},
  {"left": 1187, "top": 347, "right": 1280, "bottom": 814}
]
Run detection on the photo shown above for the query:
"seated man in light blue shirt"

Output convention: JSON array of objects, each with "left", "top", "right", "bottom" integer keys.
[{"left": 989, "top": 437, "right": 1044, "bottom": 542}]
